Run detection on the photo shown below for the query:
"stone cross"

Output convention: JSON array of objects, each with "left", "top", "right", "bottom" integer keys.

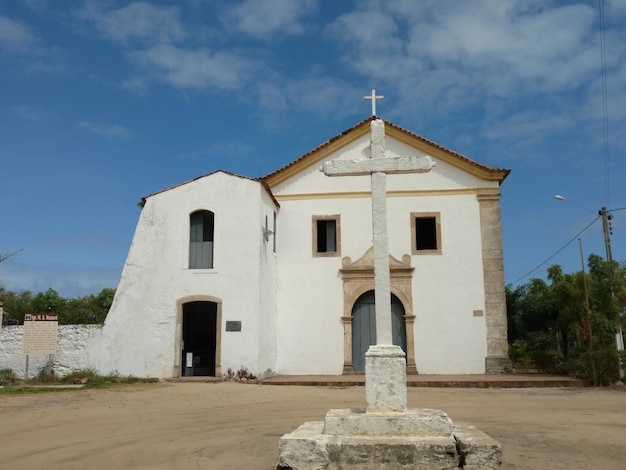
[
  {"left": 364, "top": 89, "right": 384, "bottom": 116},
  {"left": 323, "top": 119, "right": 435, "bottom": 345},
  {"left": 323, "top": 117, "right": 434, "bottom": 412}
]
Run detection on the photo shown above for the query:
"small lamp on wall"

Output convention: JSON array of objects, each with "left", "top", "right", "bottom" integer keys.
[{"left": 263, "top": 215, "right": 274, "bottom": 242}]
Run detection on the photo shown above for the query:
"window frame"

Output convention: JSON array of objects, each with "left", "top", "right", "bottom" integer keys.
[
  {"left": 189, "top": 210, "right": 215, "bottom": 269},
  {"left": 312, "top": 215, "right": 341, "bottom": 257},
  {"left": 411, "top": 211, "right": 442, "bottom": 255}
]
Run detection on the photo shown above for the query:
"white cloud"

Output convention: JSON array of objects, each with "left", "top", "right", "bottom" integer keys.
[
  {"left": 222, "top": 0, "right": 317, "bottom": 38},
  {"left": 325, "top": 0, "right": 625, "bottom": 149},
  {"left": 607, "top": 0, "right": 626, "bottom": 17},
  {"left": 119, "top": 76, "right": 148, "bottom": 95},
  {"left": 77, "top": 2, "right": 260, "bottom": 92},
  {"left": 329, "top": 1, "right": 603, "bottom": 102},
  {"left": 76, "top": 121, "right": 132, "bottom": 138},
  {"left": 0, "top": 16, "right": 37, "bottom": 53},
  {"left": 484, "top": 110, "right": 575, "bottom": 145},
  {"left": 178, "top": 140, "right": 253, "bottom": 161},
  {"left": 81, "top": 1, "right": 185, "bottom": 44},
  {"left": 255, "top": 75, "right": 360, "bottom": 119},
  {"left": 328, "top": 10, "right": 402, "bottom": 53},
  {"left": 285, "top": 78, "right": 359, "bottom": 114},
  {"left": 136, "top": 43, "right": 253, "bottom": 89},
  {"left": 257, "top": 82, "right": 289, "bottom": 111},
  {"left": 12, "top": 105, "right": 55, "bottom": 124},
  {"left": 22, "top": 0, "right": 48, "bottom": 14}
]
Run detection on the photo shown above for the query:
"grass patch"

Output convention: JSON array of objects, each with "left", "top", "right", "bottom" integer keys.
[
  {"left": 0, "top": 368, "right": 158, "bottom": 395},
  {"left": 61, "top": 369, "right": 150, "bottom": 388}
]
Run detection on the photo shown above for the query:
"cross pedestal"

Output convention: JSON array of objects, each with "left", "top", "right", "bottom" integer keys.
[{"left": 365, "top": 344, "right": 407, "bottom": 413}]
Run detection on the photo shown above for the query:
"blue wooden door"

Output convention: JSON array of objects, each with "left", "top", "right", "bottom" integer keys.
[{"left": 351, "top": 291, "right": 406, "bottom": 372}]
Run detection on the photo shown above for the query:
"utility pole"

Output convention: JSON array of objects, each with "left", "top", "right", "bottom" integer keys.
[
  {"left": 579, "top": 239, "right": 597, "bottom": 385},
  {"left": 599, "top": 207, "right": 613, "bottom": 263},
  {"left": 599, "top": 206, "right": 625, "bottom": 379},
  {"left": 555, "top": 195, "right": 625, "bottom": 379}
]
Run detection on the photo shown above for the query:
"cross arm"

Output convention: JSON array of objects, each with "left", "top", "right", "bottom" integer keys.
[{"left": 322, "top": 155, "right": 435, "bottom": 177}]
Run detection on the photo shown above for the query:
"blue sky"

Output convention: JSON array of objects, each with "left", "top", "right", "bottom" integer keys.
[{"left": 1, "top": 0, "right": 626, "bottom": 298}]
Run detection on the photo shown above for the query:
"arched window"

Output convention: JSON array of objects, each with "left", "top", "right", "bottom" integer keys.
[{"left": 189, "top": 210, "right": 214, "bottom": 269}]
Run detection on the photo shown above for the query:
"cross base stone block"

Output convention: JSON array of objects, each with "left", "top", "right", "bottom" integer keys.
[
  {"left": 365, "top": 344, "right": 407, "bottom": 413},
  {"left": 323, "top": 408, "right": 453, "bottom": 438},
  {"left": 276, "top": 409, "right": 502, "bottom": 469}
]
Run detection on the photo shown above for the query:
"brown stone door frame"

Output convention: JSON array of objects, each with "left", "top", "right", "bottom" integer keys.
[
  {"left": 173, "top": 295, "right": 222, "bottom": 378},
  {"left": 339, "top": 247, "right": 417, "bottom": 374}
]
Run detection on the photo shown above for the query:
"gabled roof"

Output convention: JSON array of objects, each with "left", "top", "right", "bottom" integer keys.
[
  {"left": 141, "top": 170, "right": 279, "bottom": 208},
  {"left": 261, "top": 117, "right": 510, "bottom": 188},
  {"left": 140, "top": 118, "right": 509, "bottom": 208}
]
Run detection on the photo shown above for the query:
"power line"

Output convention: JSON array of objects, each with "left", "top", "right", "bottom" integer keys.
[
  {"left": 509, "top": 216, "right": 600, "bottom": 285},
  {"left": 598, "top": 0, "right": 610, "bottom": 205}
]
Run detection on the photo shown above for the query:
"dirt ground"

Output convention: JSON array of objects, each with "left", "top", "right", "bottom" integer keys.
[{"left": 0, "top": 382, "right": 624, "bottom": 469}]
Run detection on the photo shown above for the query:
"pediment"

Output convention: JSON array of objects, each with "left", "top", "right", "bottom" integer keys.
[
  {"left": 340, "top": 246, "right": 413, "bottom": 277},
  {"left": 262, "top": 117, "right": 510, "bottom": 188}
]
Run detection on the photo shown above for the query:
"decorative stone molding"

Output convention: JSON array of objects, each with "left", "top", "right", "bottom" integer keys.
[
  {"left": 477, "top": 193, "right": 512, "bottom": 374},
  {"left": 339, "top": 246, "right": 417, "bottom": 374},
  {"left": 174, "top": 295, "right": 222, "bottom": 377}
]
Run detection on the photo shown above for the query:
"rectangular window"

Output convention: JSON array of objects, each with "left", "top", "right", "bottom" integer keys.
[
  {"left": 411, "top": 212, "right": 441, "bottom": 255},
  {"left": 313, "top": 215, "right": 341, "bottom": 257}
]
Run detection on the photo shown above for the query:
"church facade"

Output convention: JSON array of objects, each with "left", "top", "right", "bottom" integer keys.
[{"left": 88, "top": 117, "right": 511, "bottom": 378}]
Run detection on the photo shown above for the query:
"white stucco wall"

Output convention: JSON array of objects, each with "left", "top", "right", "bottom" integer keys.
[
  {"left": 272, "top": 132, "right": 494, "bottom": 374},
  {"left": 89, "top": 172, "right": 277, "bottom": 378},
  {"left": 0, "top": 325, "right": 101, "bottom": 379},
  {"left": 257, "top": 192, "right": 278, "bottom": 377}
]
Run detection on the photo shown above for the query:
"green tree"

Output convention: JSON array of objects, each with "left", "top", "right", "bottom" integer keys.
[
  {"left": 63, "top": 289, "right": 115, "bottom": 324},
  {"left": 91, "top": 288, "right": 115, "bottom": 320},
  {"left": 0, "top": 287, "right": 115, "bottom": 325},
  {"left": 585, "top": 255, "right": 626, "bottom": 384},
  {"left": 507, "top": 277, "right": 559, "bottom": 371},
  {"left": 547, "top": 265, "right": 589, "bottom": 359},
  {"left": 31, "top": 288, "right": 67, "bottom": 316},
  {"left": 1, "top": 289, "right": 34, "bottom": 324},
  {"left": 587, "top": 255, "right": 626, "bottom": 327},
  {"left": 507, "top": 255, "right": 626, "bottom": 384}
]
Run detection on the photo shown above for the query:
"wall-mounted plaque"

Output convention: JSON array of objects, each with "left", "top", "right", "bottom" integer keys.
[{"left": 226, "top": 321, "right": 242, "bottom": 332}]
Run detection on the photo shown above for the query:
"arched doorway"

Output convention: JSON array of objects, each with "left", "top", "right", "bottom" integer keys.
[
  {"left": 351, "top": 291, "right": 407, "bottom": 372},
  {"left": 340, "top": 247, "right": 417, "bottom": 374}
]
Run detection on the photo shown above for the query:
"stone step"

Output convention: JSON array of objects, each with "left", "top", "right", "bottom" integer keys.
[{"left": 262, "top": 374, "right": 590, "bottom": 388}]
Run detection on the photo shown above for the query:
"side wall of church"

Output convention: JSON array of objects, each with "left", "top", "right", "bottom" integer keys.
[
  {"left": 257, "top": 191, "right": 279, "bottom": 377},
  {"left": 88, "top": 173, "right": 271, "bottom": 378}
]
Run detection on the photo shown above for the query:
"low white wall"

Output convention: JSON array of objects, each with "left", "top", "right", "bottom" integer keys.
[{"left": 0, "top": 325, "right": 101, "bottom": 379}]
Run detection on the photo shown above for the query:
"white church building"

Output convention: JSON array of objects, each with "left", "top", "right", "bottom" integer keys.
[{"left": 88, "top": 116, "right": 511, "bottom": 378}]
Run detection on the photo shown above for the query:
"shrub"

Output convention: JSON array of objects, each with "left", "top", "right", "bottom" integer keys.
[
  {"left": 510, "top": 340, "right": 532, "bottom": 371},
  {"left": 0, "top": 368, "right": 16, "bottom": 385},
  {"left": 224, "top": 366, "right": 257, "bottom": 381}
]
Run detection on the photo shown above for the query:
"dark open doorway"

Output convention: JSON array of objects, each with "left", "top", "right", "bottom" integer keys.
[{"left": 182, "top": 301, "right": 217, "bottom": 376}]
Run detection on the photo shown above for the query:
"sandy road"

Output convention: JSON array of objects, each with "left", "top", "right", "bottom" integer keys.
[{"left": 0, "top": 382, "right": 624, "bottom": 469}]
